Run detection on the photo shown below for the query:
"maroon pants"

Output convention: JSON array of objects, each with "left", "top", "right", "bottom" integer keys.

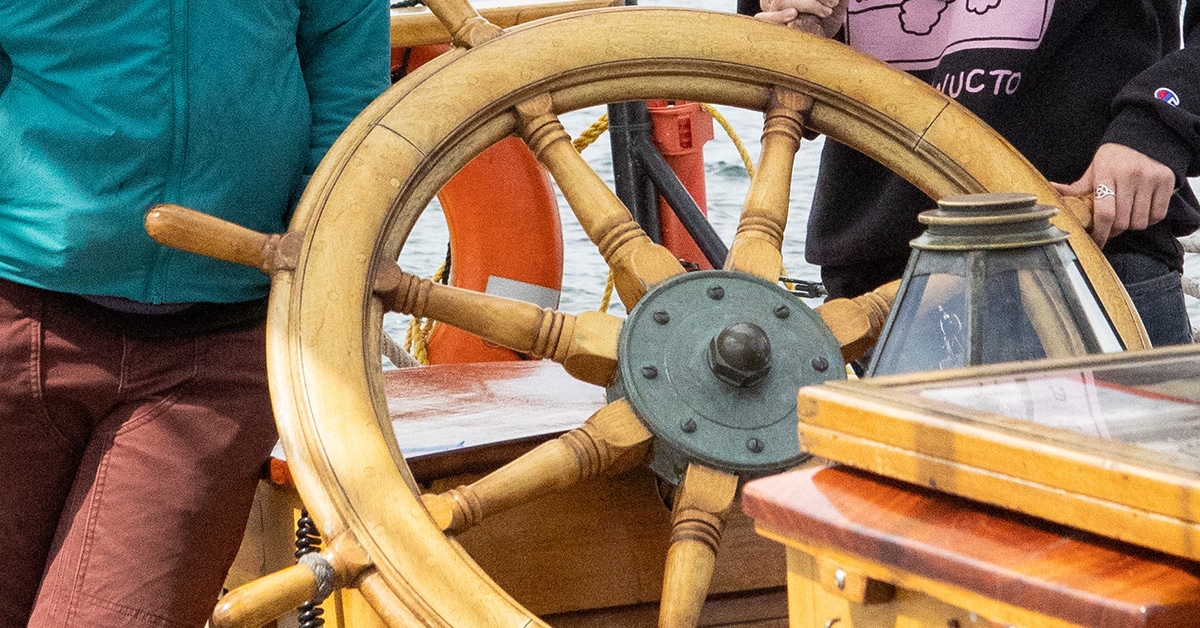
[{"left": 0, "top": 279, "right": 278, "bottom": 627}]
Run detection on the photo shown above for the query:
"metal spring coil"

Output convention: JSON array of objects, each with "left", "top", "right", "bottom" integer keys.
[{"left": 295, "top": 510, "right": 326, "bottom": 628}]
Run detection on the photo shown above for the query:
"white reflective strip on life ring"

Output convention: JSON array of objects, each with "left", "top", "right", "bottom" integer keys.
[{"left": 485, "top": 275, "right": 561, "bottom": 310}]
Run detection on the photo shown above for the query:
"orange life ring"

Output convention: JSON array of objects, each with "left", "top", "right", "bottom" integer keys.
[{"left": 395, "top": 45, "right": 564, "bottom": 363}]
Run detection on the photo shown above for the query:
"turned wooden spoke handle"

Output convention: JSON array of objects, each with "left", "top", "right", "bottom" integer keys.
[
  {"left": 145, "top": 204, "right": 299, "bottom": 274},
  {"left": 422, "top": 398, "right": 650, "bottom": 533},
  {"left": 1060, "top": 193, "right": 1095, "bottom": 232},
  {"left": 816, "top": 279, "right": 901, "bottom": 363},
  {"left": 788, "top": 14, "right": 824, "bottom": 36},
  {"left": 145, "top": 204, "right": 269, "bottom": 268},
  {"left": 659, "top": 464, "right": 740, "bottom": 628},
  {"left": 787, "top": 0, "right": 845, "bottom": 38},
  {"left": 210, "top": 558, "right": 328, "bottom": 628},
  {"left": 423, "top": 0, "right": 503, "bottom": 47}
]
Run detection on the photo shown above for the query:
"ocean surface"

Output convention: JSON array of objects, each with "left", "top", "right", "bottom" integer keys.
[{"left": 384, "top": 0, "right": 1200, "bottom": 350}]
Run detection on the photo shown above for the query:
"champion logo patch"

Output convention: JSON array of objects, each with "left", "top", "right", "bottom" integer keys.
[{"left": 1155, "top": 87, "right": 1181, "bottom": 107}]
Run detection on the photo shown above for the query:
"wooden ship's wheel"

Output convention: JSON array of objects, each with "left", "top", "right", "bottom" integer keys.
[{"left": 146, "top": 1, "right": 1149, "bottom": 626}]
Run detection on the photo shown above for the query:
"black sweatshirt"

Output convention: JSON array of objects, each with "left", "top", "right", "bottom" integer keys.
[{"left": 738, "top": 0, "right": 1200, "bottom": 298}]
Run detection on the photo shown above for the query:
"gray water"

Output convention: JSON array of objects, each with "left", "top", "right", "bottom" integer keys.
[{"left": 384, "top": 0, "right": 1200, "bottom": 350}]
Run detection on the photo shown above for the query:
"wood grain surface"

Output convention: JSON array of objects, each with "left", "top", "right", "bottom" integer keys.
[{"left": 743, "top": 465, "right": 1200, "bottom": 628}]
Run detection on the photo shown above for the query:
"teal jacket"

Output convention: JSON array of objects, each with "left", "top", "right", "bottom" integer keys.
[{"left": 0, "top": 0, "right": 391, "bottom": 303}]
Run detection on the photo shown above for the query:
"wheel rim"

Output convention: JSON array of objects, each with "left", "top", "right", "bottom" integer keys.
[{"left": 270, "top": 7, "right": 1145, "bottom": 626}]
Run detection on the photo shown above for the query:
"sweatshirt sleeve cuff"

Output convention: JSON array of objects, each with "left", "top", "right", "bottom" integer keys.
[{"left": 1102, "top": 107, "right": 1195, "bottom": 183}]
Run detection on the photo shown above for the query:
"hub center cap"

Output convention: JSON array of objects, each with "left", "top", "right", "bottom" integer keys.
[
  {"left": 609, "top": 270, "right": 844, "bottom": 485},
  {"left": 708, "top": 322, "right": 773, "bottom": 388}
]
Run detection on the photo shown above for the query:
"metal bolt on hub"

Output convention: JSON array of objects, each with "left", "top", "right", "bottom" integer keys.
[{"left": 708, "top": 322, "right": 773, "bottom": 387}]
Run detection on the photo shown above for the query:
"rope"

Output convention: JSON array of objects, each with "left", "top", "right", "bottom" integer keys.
[
  {"left": 573, "top": 113, "right": 609, "bottom": 152},
  {"left": 598, "top": 273, "right": 616, "bottom": 313},
  {"left": 1165, "top": 234, "right": 1199, "bottom": 340},
  {"left": 699, "top": 104, "right": 813, "bottom": 293},
  {"left": 1185, "top": 274, "right": 1200, "bottom": 342},
  {"left": 700, "top": 103, "right": 756, "bottom": 179},
  {"left": 403, "top": 259, "right": 447, "bottom": 364},
  {"left": 383, "top": 331, "right": 421, "bottom": 368},
  {"left": 1178, "top": 236, "right": 1199, "bottom": 321},
  {"left": 577, "top": 105, "right": 796, "bottom": 308},
  {"left": 298, "top": 553, "right": 336, "bottom": 605},
  {"left": 567, "top": 113, "right": 621, "bottom": 311}
]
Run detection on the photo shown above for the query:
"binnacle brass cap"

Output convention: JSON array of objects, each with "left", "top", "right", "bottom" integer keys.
[{"left": 913, "top": 192, "right": 1068, "bottom": 251}]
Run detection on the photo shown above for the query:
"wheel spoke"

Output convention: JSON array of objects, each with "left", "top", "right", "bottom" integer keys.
[
  {"left": 144, "top": 204, "right": 301, "bottom": 274},
  {"left": 814, "top": 279, "right": 901, "bottom": 363},
  {"left": 421, "top": 398, "right": 652, "bottom": 534},
  {"left": 375, "top": 262, "right": 621, "bottom": 386},
  {"left": 212, "top": 533, "right": 372, "bottom": 628},
  {"left": 659, "top": 464, "right": 739, "bottom": 628},
  {"left": 515, "top": 94, "right": 685, "bottom": 308},
  {"left": 422, "top": 0, "right": 504, "bottom": 48},
  {"left": 724, "top": 87, "right": 812, "bottom": 282}
]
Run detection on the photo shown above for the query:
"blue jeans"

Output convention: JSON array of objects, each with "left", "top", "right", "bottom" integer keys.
[{"left": 1107, "top": 253, "right": 1195, "bottom": 347}]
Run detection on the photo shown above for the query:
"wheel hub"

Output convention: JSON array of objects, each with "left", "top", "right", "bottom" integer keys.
[{"left": 609, "top": 270, "right": 844, "bottom": 485}]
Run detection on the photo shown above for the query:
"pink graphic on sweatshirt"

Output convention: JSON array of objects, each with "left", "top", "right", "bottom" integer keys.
[{"left": 844, "top": 0, "right": 1055, "bottom": 71}]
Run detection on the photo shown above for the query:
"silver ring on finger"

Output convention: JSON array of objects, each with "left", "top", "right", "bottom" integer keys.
[{"left": 1094, "top": 183, "right": 1115, "bottom": 200}]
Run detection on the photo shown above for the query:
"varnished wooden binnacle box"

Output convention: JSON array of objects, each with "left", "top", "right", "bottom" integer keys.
[
  {"left": 795, "top": 342, "right": 1200, "bottom": 563},
  {"left": 742, "top": 464, "right": 1200, "bottom": 628}
]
